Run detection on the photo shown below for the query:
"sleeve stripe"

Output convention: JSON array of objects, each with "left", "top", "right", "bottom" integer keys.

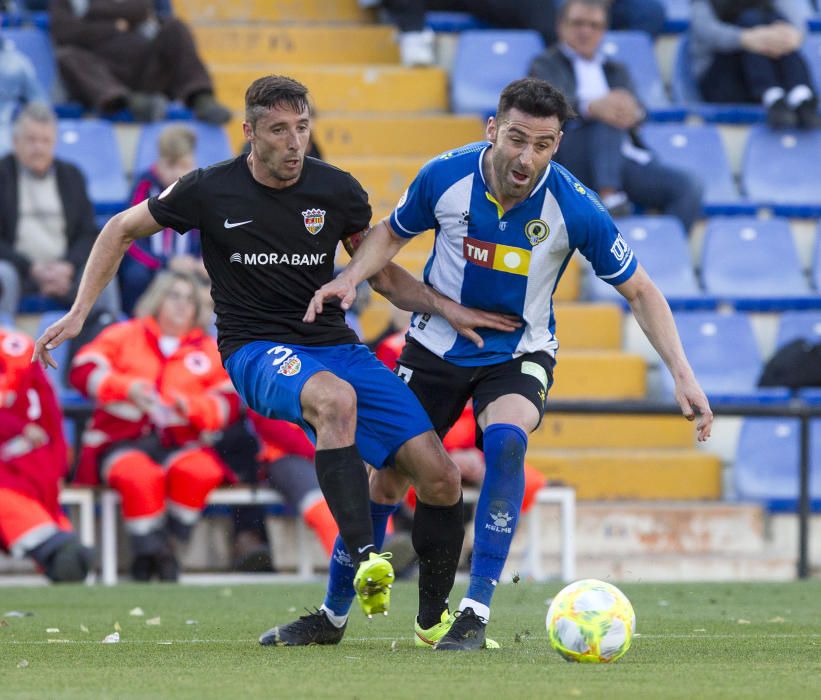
[
  {"left": 391, "top": 210, "right": 425, "bottom": 237},
  {"left": 598, "top": 251, "right": 635, "bottom": 280}
]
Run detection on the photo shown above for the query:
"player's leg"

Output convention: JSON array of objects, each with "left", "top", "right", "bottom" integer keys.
[{"left": 436, "top": 353, "right": 552, "bottom": 651}]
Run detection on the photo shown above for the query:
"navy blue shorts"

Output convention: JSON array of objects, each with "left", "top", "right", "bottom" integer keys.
[{"left": 225, "top": 341, "right": 433, "bottom": 468}]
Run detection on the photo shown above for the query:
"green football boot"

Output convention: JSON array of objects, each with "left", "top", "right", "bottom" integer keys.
[{"left": 352, "top": 551, "right": 394, "bottom": 618}]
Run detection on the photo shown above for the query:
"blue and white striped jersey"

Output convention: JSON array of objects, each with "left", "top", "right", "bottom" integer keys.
[{"left": 389, "top": 141, "right": 638, "bottom": 366}]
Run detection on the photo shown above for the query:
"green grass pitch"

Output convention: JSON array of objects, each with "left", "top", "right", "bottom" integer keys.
[{"left": 1, "top": 580, "right": 819, "bottom": 699}]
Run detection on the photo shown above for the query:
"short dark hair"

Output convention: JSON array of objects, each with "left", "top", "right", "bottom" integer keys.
[
  {"left": 558, "top": 0, "right": 610, "bottom": 23},
  {"left": 496, "top": 78, "right": 576, "bottom": 126},
  {"left": 245, "top": 75, "right": 310, "bottom": 128}
]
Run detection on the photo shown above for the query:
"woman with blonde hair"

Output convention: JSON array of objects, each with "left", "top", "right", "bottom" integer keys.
[{"left": 70, "top": 271, "right": 239, "bottom": 580}]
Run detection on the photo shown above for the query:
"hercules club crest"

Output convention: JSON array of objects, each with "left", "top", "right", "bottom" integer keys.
[{"left": 302, "top": 208, "right": 326, "bottom": 235}]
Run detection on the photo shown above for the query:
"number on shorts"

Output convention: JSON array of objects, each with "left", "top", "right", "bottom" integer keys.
[{"left": 266, "top": 345, "right": 293, "bottom": 367}]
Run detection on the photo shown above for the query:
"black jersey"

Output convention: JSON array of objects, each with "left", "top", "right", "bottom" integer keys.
[{"left": 147, "top": 155, "right": 371, "bottom": 362}]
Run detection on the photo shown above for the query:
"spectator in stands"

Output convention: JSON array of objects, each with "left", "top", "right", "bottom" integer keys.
[
  {"left": 0, "top": 324, "right": 92, "bottom": 582},
  {"left": 689, "top": 0, "right": 821, "bottom": 129},
  {"left": 0, "top": 32, "right": 47, "bottom": 152},
  {"left": 50, "top": 0, "right": 231, "bottom": 124},
  {"left": 119, "top": 124, "right": 204, "bottom": 315},
  {"left": 610, "top": 0, "right": 667, "bottom": 38},
  {"left": 69, "top": 271, "right": 241, "bottom": 581},
  {"left": 529, "top": 0, "right": 704, "bottom": 230},
  {"left": 0, "top": 102, "right": 120, "bottom": 316}
]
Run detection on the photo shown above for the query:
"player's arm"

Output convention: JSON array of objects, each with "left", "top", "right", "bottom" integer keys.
[
  {"left": 616, "top": 264, "right": 713, "bottom": 441},
  {"left": 32, "top": 201, "right": 163, "bottom": 369}
]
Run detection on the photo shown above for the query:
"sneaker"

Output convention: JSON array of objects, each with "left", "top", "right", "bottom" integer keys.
[
  {"left": 766, "top": 97, "right": 797, "bottom": 130},
  {"left": 130, "top": 554, "right": 155, "bottom": 582},
  {"left": 127, "top": 91, "right": 168, "bottom": 122},
  {"left": 259, "top": 608, "right": 346, "bottom": 647},
  {"left": 796, "top": 98, "right": 821, "bottom": 130},
  {"left": 434, "top": 607, "right": 500, "bottom": 651},
  {"left": 415, "top": 610, "right": 455, "bottom": 648},
  {"left": 192, "top": 93, "right": 232, "bottom": 125},
  {"left": 352, "top": 551, "right": 394, "bottom": 618}
]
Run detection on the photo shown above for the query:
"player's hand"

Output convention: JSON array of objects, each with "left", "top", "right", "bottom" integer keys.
[
  {"left": 303, "top": 277, "right": 358, "bottom": 323},
  {"left": 439, "top": 299, "right": 521, "bottom": 348},
  {"left": 32, "top": 311, "right": 85, "bottom": 370},
  {"left": 674, "top": 375, "right": 713, "bottom": 442}
]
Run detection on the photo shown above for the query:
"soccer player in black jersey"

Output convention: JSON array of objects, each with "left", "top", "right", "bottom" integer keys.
[{"left": 33, "top": 75, "right": 518, "bottom": 644}]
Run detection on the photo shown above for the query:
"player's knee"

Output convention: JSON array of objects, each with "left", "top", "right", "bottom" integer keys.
[
  {"left": 416, "top": 453, "right": 462, "bottom": 506},
  {"left": 310, "top": 380, "right": 357, "bottom": 432}
]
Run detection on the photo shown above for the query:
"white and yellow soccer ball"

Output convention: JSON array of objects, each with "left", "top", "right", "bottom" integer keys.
[{"left": 545, "top": 579, "right": 636, "bottom": 663}]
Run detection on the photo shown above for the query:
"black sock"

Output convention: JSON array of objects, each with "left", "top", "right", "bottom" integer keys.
[
  {"left": 413, "top": 494, "right": 464, "bottom": 629},
  {"left": 315, "top": 445, "right": 375, "bottom": 565}
]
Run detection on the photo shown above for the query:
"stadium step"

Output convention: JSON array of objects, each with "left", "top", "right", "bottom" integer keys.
[
  {"left": 550, "top": 351, "right": 646, "bottom": 399},
  {"left": 332, "top": 157, "right": 426, "bottom": 222},
  {"left": 552, "top": 303, "right": 622, "bottom": 351},
  {"left": 194, "top": 25, "right": 400, "bottom": 65},
  {"left": 218, "top": 65, "right": 447, "bottom": 117},
  {"left": 533, "top": 414, "right": 695, "bottom": 449},
  {"left": 526, "top": 448, "right": 722, "bottom": 499},
  {"left": 175, "top": 0, "right": 371, "bottom": 24},
  {"left": 316, "top": 116, "right": 486, "bottom": 158}
]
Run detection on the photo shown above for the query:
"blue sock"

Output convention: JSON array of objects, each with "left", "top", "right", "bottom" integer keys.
[
  {"left": 322, "top": 500, "right": 399, "bottom": 616},
  {"left": 465, "top": 423, "right": 527, "bottom": 612}
]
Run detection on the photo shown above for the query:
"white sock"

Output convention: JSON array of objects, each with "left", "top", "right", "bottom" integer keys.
[
  {"left": 787, "top": 84, "right": 813, "bottom": 108},
  {"left": 320, "top": 605, "right": 348, "bottom": 628},
  {"left": 459, "top": 598, "right": 490, "bottom": 622},
  {"left": 762, "top": 87, "right": 785, "bottom": 108}
]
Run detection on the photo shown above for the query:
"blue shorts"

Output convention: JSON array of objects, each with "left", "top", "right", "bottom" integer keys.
[{"left": 225, "top": 341, "right": 433, "bottom": 468}]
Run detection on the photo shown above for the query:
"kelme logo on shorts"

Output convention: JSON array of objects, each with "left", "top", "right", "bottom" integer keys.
[{"left": 277, "top": 356, "right": 302, "bottom": 377}]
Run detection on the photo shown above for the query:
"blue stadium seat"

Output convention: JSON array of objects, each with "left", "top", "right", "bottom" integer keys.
[
  {"left": 639, "top": 123, "right": 751, "bottom": 214},
  {"left": 741, "top": 126, "right": 821, "bottom": 216},
  {"left": 588, "top": 216, "right": 708, "bottom": 309},
  {"left": 133, "top": 121, "right": 233, "bottom": 179},
  {"left": 425, "top": 11, "right": 488, "bottom": 32},
  {"left": 701, "top": 217, "right": 816, "bottom": 310},
  {"left": 2, "top": 26, "right": 56, "bottom": 95},
  {"left": 803, "top": 33, "right": 821, "bottom": 97},
  {"left": 670, "top": 35, "right": 765, "bottom": 123},
  {"left": 663, "top": 311, "right": 790, "bottom": 403},
  {"left": 56, "top": 119, "right": 128, "bottom": 214},
  {"left": 660, "top": 0, "right": 690, "bottom": 32},
  {"left": 776, "top": 311, "right": 821, "bottom": 349},
  {"left": 814, "top": 220, "right": 821, "bottom": 291},
  {"left": 34, "top": 311, "right": 84, "bottom": 404},
  {"left": 600, "top": 31, "right": 679, "bottom": 116},
  {"left": 0, "top": 312, "right": 13, "bottom": 328},
  {"left": 451, "top": 30, "right": 545, "bottom": 116},
  {"left": 734, "top": 417, "right": 821, "bottom": 511}
]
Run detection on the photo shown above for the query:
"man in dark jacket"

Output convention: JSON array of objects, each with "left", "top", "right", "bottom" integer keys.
[
  {"left": 529, "top": 0, "right": 703, "bottom": 231},
  {"left": 0, "top": 102, "right": 116, "bottom": 315}
]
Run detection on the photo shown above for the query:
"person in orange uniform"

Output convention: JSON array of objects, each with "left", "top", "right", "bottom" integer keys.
[
  {"left": 69, "top": 271, "right": 240, "bottom": 581},
  {"left": 0, "top": 326, "right": 91, "bottom": 581}
]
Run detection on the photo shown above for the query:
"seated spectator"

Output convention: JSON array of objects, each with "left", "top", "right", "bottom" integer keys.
[
  {"left": 0, "top": 32, "right": 47, "bottom": 152},
  {"left": 69, "top": 271, "right": 241, "bottom": 581},
  {"left": 690, "top": 0, "right": 821, "bottom": 129},
  {"left": 50, "top": 0, "right": 231, "bottom": 124},
  {"left": 529, "top": 0, "right": 703, "bottom": 231},
  {"left": 119, "top": 124, "right": 203, "bottom": 315},
  {"left": 0, "top": 102, "right": 120, "bottom": 316},
  {"left": 609, "top": 0, "right": 667, "bottom": 38},
  {"left": 0, "top": 324, "right": 92, "bottom": 582}
]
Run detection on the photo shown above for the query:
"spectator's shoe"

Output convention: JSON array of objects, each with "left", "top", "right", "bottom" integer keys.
[
  {"left": 130, "top": 554, "right": 155, "bottom": 582},
  {"left": 155, "top": 544, "right": 179, "bottom": 582},
  {"left": 766, "top": 98, "right": 797, "bottom": 130},
  {"left": 601, "top": 191, "right": 633, "bottom": 219},
  {"left": 232, "top": 531, "right": 273, "bottom": 573},
  {"left": 352, "top": 551, "right": 394, "bottom": 617},
  {"left": 796, "top": 98, "right": 821, "bottom": 130},
  {"left": 434, "top": 607, "right": 500, "bottom": 651},
  {"left": 399, "top": 29, "right": 435, "bottom": 67},
  {"left": 127, "top": 92, "right": 168, "bottom": 122},
  {"left": 259, "top": 608, "right": 346, "bottom": 646},
  {"left": 192, "top": 93, "right": 232, "bottom": 125},
  {"left": 45, "top": 540, "right": 92, "bottom": 582},
  {"left": 414, "top": 610, "right": 455, "bottom": 648}
]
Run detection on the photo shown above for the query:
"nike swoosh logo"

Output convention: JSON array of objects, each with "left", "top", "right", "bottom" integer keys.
[
  {"left": 357, "top": 546, "right": 372, "bottom": 554},
  {"left": 224, "top": 219, "right": 253, "bottom": 229}
]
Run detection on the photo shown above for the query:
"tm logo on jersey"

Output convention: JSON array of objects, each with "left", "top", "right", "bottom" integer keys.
[
  {"left": 302, "top": 209, "right": 325, "bottom": 235},
  {"left": 463, "top": 237, "right": 531, "bottom": 276}
]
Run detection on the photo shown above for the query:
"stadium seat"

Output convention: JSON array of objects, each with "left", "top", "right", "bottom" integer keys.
[
  {"left": 451, "top": 30, "right": 545, "bottom": 116},
  {"left": 701, "top": 217, "right": 816, "bottom": 310},
  {"left": 802, "top": 33, "right": 821, "bottom": 98},
  {"left": 600, "top": 31, "right": 678, "bottom": 115},
  {"left": 741, "top": 126, "right": 821, "bottom": 216},
  {"left": 660, "top": 0, "right": 690, "bottom": 32},
  {"left": 2, "top": 26, "right": 56, "bottom": 95},
  {"left": 0, "top": 312, "right": 13, "bottom": 328},
  {"left": 670, "top": 36, "right": 764, "bottom": 123},
  {"left": 133, "top": 122, "right": 233, "bottom": 177},
  {"left": 776, "top": 311, "right": 821, "bottom": 349},
  {"left": 733, "top": 417, "right": 821, "bottom": 511},
  {"left": 56, "top": 119, "right": 128, "bottom": 214},
  {"left": 814, "top": 220, "right": 821, "bottom": 291},
  {"left": 588, "top": 216, "right": 708, "bottom": 309},
  {"left": 425, "top": 11, "right": 488, "bottom": 32},
  {"left": 663, "top": 311, "right": 790, "bottom": 403},
  {"left": 639, "top": 123, "right": 751, "bottom": 214}
]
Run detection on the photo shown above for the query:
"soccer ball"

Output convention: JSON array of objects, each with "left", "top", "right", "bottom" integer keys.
[{"left": 545, "top": 579, "right": 636, "bottom": 663}]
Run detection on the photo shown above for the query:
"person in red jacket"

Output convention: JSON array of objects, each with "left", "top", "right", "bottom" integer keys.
[
  {"left": 0, "top": 326, "right": 91, "bottom": 581},
  {"left": 70, "top": 271, "right": 240, "bottom": 581}
]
